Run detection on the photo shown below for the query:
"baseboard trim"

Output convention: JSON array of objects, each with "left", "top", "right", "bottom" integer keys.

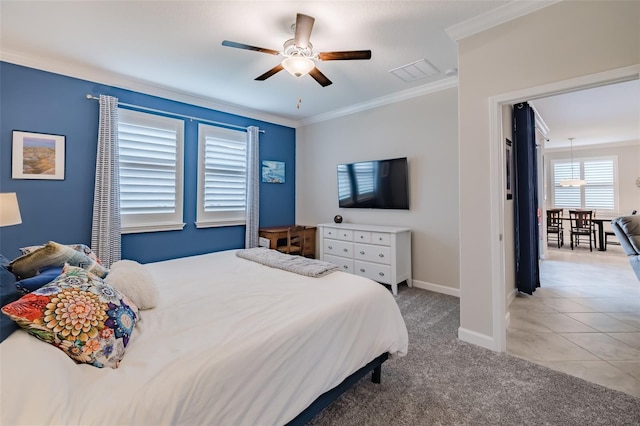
[
  {"left": 412, "top": 279, "right": 460, "bottom": 297},
  {"left": 458, "top": 327, "right": 496, "bottom": 351},
  {"left": 505, "top": 310, "right": 511, "bottom": 329}
]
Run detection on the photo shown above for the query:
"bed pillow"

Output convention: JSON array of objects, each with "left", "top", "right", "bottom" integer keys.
[
  {"left": 19, "top": 243, "right": 102, "bottom": 264},
  {"left": 9, "top": 241, "right": 109, "bottom": 279},
  {"left": 1, "top": 264, "right": 139, "bottom": 368},
  {"left": 105, "top": 260, "right": 159, "bottom": 310},
  {"left": 0, "top": 254, "right": 21, "bottom": 342},
  {"left": 15, "top": 266, "right": 64, "bottom": 294}
]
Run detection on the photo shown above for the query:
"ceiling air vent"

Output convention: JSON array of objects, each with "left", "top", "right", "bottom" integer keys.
[{"left": 389, "top": 59, "right": 440, "bottom": 82}]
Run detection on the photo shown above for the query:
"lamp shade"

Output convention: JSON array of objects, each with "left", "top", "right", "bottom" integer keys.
[
  {"left": 559, "top": 178, "right": 587, "bottom": 187},
  {"left": 0, "top": 193, "right": 22, "bottom": 227},
  {"left": 281, "top": 56, "right": 315, "bottom": 77}
]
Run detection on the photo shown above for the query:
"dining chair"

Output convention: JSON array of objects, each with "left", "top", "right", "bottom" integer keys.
[
  {"left": 569, "top": 209, "right": 596, "bottom": 251},
  {"left": 546, "top": 208, "right": 564, "bottom": 248}
]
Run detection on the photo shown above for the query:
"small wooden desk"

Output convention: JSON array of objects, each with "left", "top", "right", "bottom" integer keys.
[{"left": 259, "top": 225, "right": 317, "bottom": 258}]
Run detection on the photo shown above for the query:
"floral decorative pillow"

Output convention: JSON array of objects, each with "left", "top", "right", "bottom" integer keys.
[
  {"left": 9, "top": 241, "right": 109, "bottom": 279},
  {"left": 1, "top": 265, "right": 139, "bottom": 369}
]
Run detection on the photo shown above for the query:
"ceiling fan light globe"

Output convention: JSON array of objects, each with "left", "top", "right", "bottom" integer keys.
[{"left": 282, "top": 56, "right": 315, "bottom": 77}]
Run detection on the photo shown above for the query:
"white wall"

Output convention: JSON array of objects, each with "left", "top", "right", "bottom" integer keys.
[
  {"left": 458, "top": 1, "right": 640, "bottom": 347},
  {"left": 297, "top": 87, "right": 460, "bottom": 292}
]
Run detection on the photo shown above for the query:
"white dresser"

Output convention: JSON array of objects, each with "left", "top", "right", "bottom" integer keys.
[{"left": 317, "top": 223, "right": 412, "bottom": 295}]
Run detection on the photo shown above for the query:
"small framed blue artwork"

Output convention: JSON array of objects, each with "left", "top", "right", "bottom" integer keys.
[{"left": 262, "top": 160, "right": 285, "bottom": 183}]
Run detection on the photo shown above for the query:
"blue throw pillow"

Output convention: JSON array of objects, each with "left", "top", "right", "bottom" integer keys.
[
  {"left": 15, "top": 266, "right": 63, "bottom": 294},
  {"left": 0, "top": 254, "right": 21, "bottom": 342}
]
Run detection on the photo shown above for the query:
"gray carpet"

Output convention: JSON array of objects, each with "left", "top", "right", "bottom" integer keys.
[{"left": 308, "top": 288, "right": 640, "bottom": 425}]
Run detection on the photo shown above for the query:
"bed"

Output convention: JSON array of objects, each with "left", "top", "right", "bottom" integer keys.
[{"left": 0, "top": 249, "right": 408, "bottom": 425}]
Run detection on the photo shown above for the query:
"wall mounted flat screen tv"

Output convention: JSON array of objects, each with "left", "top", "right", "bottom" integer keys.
[{"left": 337, "top": 157, "right": 409, "bottom": 209}]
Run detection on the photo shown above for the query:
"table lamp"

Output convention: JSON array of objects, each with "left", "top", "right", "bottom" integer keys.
[{"left": 0, "top": 193, "right": 22, "bottom": 227}]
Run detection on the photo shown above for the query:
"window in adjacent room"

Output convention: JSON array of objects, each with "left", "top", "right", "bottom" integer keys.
[
  {"left": 117, "top": 108, "right": 185, "bottom": 233},
  {"left": 551, "top": 156, "right": 617, "bottom": 211},
  {"left": 196, "top": 124, "right": 248, "bottom": 228}
]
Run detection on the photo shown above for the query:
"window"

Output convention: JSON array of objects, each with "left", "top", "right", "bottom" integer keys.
[
  {"left": 118, "top": 109, "right": 185, "bottom": 233},
  {"left": 551, "top": 156, "right": 617, "bottom": 211},
  {"left": 196, "top": 124, "right": 248, "bottom": 227}
]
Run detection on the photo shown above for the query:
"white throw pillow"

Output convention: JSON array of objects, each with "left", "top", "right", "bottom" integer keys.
[{"left": 105, "top": 260, "right": 159, "bottom": 310}]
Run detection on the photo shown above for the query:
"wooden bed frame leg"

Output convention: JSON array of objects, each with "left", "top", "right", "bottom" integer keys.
[{"left": 371, "top": 364, "right": 382, "bottom": 384}]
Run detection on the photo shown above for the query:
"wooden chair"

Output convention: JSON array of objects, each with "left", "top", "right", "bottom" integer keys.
[
  {"left": 546, "top": 208, "right": 564, "bottom": 248},
  {"left": 569, "top": 210, "right": 596, "bottom": 251},
  {"left": 277, "top": 225, "right": 307, "bottom": 256}
]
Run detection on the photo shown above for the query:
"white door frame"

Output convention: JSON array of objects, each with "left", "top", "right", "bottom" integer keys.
[{"left": 488, "top": 64, "right": 640, "bottom": 352}]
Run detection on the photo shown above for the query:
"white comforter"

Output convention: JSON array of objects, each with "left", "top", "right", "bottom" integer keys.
[{"left": 0, "top": 250, "right": 408, "bottom": 425}]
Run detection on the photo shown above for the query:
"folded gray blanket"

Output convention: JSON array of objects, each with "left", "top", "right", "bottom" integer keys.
[{"left": 236, "top": 247, "right": 338, "bottom": 278}]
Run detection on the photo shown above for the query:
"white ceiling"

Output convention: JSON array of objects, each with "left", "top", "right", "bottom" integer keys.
[{"left": 1, "top": 0, "right": 638, "bottom": 143}]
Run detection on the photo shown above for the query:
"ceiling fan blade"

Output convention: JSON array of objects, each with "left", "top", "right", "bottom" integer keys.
[
  {"left": 309, "top": 67, "right": 332, "bottom": 87},
  {"left": 317, "top": 50, "right": 372, "bottom": 61},
  {"left": 294, "top": 13, "right": 315, "bottom": 49},
  {"left": 222, "top": 40, "right": 280, "bottom": 55},
  {"left": 255, "top": 64, "right": 284, "bottom": 81}
]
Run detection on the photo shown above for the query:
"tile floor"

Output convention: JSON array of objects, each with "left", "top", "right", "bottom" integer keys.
[{"left": 506, "top": 243, "right": 640, "bottom": 398}]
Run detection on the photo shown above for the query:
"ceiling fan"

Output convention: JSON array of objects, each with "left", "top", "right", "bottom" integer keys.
[{"left": 222, "top": 13, "right": 371, "bottom": 87}]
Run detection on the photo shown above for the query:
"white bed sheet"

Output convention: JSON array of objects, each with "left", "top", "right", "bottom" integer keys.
[{"left": 0, "top": 249, "right": 408, "bottom": 425}]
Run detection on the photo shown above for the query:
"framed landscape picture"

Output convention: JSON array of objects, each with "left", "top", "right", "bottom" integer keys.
[
  {"left": 12, "top": 131, "right": 65, "bottom": 180},
  {"left": 261, "top": 160, "right": 285, "bottom": 183}
]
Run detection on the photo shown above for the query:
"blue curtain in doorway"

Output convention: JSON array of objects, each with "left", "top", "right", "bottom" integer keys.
[{"left": 513, "top": 102, "right": 540, "bottom": 294}]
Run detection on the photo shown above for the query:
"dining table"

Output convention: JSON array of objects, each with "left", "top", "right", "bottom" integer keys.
[{"left": 558, "top": 214, "right": 615, "bottom": 251}]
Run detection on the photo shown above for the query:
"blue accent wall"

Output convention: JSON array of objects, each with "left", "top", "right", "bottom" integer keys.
[{"left": 0, "top": 62, "right": 295, "bottom": 263}]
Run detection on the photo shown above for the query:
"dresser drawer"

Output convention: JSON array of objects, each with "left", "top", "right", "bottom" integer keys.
[
  {"left": 323, "top": 227, "right": 338, "bottom": 239},
  {"left": 323, "top": 239, "right": 353, "bottom": 257},
  {"left": 354, "top": 243, "right": 391, "bottom": 265},
  {"left": 324, "top": 254, "right": 353, "bottom": 273},
  {"left": 353, "top": 231, "right": 371, "bottom": 243},
  {"left": 323, "top": 227, "right": 354, "bottom": 241},
  {"left": 354, "top": 261, "right": 391, "bottom": 284},
  {"left": 371, "top": 232, "right": 391, "bottom": 246}
]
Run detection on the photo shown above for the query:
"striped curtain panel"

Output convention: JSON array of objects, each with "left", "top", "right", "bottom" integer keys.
[
  {"left": 245, "top": 126, "right": 260, "bottom": 248},
  {"left": 91, "top": 95, "right": 121, "bottom": 267}
]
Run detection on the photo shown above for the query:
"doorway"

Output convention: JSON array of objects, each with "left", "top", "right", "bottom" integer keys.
[
  {"left": 494, "top": 69, "right": 640, "bottom": 396},
  {"left": 487, "top": 65, "right": 640, "bottom": 352}
]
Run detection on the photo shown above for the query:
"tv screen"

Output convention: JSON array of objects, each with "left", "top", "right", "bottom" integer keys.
[{"left": 337, "top": 157, "right": 409, "bottom": 209}]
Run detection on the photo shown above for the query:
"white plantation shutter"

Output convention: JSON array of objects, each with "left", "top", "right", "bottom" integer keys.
[
  {"left": 197, "top": 124, "right": 248, "bottom": 227},
  {"left": 584, "top": 159, "right": 615, "bottom": 210},
  {"left": 551, "top": 157, "right": 617, "bottom": 211},
  {"left": 553, "top": 161, "right": 581, "bottom": 208},
  {"left": 118, "top": 109, "right": 185, "bottom": 233}
]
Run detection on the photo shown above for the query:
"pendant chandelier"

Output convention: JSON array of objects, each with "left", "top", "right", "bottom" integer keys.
[{"left": 559, "top": 137, "right": 586, "bottom": 187}]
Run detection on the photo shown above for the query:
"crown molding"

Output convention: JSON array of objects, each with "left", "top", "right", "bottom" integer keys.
[
  {"left": 445, "top": 0, "right": 560, "bottom": 41},
  {"left": 298, "top": 77, "right": 458, "bottom": 127},
  {"left": 0, "top": 49, "right": 299, "bottom": 129}
]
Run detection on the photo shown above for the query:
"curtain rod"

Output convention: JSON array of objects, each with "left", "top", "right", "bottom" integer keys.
[{"left": 85, "top": 94, "right": 265, "bottom": 133}]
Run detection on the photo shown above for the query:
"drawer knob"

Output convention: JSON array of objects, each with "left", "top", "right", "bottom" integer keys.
[
  {"left": 379, "top": 254, "right": 384, "bottom": 258},
  {"left": 343, "top": 248, "right": 348, "bottom": 252},
  {"left": 360, "top": 268, "right": 365, "bottom": 272},
  {"left": 360, "top": 236, "right": 364, "bottom": 239},
  {"left": 343, "top": 233, "right": 347, "bottom": 237},
  {"left": 379, "top": 272, "right": 385, "bottom": 276},
  {"left": 360, "top": 250, "right": 365, "bottom": 255},
  {"left": 328, "top": 245, "right": 333, "bottom": 249},
  {"left": 343, "top": 265, "right": 348, "bottom": 269}
]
